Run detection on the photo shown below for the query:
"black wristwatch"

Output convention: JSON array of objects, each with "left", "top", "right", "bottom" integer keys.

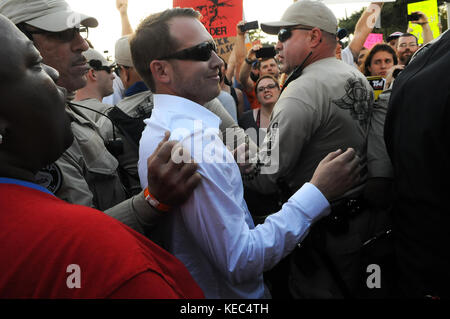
[{"left": 245, "top": 57, "right": 257, "bottom": 65}]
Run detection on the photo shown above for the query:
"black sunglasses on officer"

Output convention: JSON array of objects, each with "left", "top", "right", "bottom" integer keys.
[
  {"left": 158, "top": 40, "right": 217, "bottom": 61},
  {"left": 277, "top": 26, "right": 347, "bottom": 45},
  {"left": 277, "top": 27, "right": 313, "bottom": 43},
  {"left": 88, "top": 59, "right": 116, "bottom": 74}
]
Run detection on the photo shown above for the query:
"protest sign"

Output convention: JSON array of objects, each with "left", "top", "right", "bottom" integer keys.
[
  {"left": 363, "top": 33, "right": 384, "bottom": 49},
  {"left": 173, "top": 0, "right": 243, "bottom": 38},
  {"left": 407, "top": 0, "right": 440, "bottom": 44}
]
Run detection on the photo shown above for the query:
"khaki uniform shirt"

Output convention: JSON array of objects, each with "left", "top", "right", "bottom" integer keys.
[
  {"left": 73, "top": 98, "right": 111, "bottom": 122},
  {"left": 245, "top": 57, "right": 374, "bottom": 199},
  {"left": 35, "top": 103, "right": 162, "bottom": 235}
]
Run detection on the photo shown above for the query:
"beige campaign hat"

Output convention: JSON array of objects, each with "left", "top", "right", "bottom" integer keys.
[
  {"left": 83, "top": 48, "right": 114, "bottom": 67},
  {"left": 0, "top": 0, "right": 98, "bottom": 32},
  {"left": 261, "top": 0, "right": 337, "bottom": 35},
  {"left": 115, "top": 36, "right": 133, "bottom": 67}
]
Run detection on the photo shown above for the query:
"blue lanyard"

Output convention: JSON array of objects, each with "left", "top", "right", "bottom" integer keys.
[{"left": 0, "top": 177, "right": 55, "bottom": 196}]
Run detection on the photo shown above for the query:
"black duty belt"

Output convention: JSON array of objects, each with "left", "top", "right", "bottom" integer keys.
[{"left": 322, "top": 195, "right": 368, "bottom": 236}]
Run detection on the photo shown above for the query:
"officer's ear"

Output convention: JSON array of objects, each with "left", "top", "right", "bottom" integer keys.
[
  {"left": 150, "top": 60, "right": 172, "bottom": 86},
  {"left": 309, "top": 28, "right": 323, "bottom": 48},
  {"left": 119, "top": 65, "right": 130, "bottom": 83},
  {"left": 87, "top": 69, "right": 96, "bottom": 81}
]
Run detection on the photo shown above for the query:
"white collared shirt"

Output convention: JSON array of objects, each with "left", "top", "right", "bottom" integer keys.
[{"left": 138, "top": 94, "right": 330, "bottom": 298}]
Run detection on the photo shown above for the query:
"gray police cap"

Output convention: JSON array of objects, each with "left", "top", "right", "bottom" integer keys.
[
  {"left": 0, "top": 0, "right": 98, "bottom": 32},
  {"left": 261, "top": 0, "right": 337, "bottom": 35}
]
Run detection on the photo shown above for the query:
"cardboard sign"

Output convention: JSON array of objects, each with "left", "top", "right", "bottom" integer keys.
[
  {"left": 214, "top": 36, "right": 236, "bottom": 62},
  {"left": 363, "top": 33, "right": 384, "bottom": 50},
  {"left": 173, "top": 0, "right": 243, "bottom": 38},
  {"left": 407, "top": 0, "right": 440, "bottom": 44}
]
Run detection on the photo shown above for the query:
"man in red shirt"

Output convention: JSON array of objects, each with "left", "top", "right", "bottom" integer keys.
[{"left": 0, "top": 13, "right": 203, "bottom": 299}]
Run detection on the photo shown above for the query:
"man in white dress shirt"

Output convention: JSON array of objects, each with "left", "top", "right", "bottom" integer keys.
[{"left": 131, "top": 7, "right": 361, "bottom": 298}]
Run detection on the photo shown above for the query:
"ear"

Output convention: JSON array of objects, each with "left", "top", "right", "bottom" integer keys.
[
  {"left": 87, "top": 69, "right": 96, "bottom": 81},
  {"left": 120, "top": 66, "right": 129, "bottom": 83},
  {"left": 150, "top": 60, "right": 172, "bottom": 85},
  {"left": 309, "top": 28, "right": 323, "bottom": 48}
]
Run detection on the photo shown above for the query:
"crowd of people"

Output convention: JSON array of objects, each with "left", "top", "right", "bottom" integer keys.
[{"left": 0, "top": 0, "right": 449, "bottom": 300}]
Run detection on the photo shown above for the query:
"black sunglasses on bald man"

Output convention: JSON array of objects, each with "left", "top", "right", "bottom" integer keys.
[
  {"left": 277, "top": 27, "right": 312, "bottom": 43},
  {"left": 88, "top": 60, "right": 115, "bottom": 74},
  {"left": 158, "top": 41, "right": 217, "bottom": 61}
]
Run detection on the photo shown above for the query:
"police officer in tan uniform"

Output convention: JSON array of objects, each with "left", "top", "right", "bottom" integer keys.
[
  {"left": 240, "top": 1, "right": 380, "bottom": 298},
  {"left": 96, "top": 35, "right": 154, "bottom": 196},
  {"left": 74, "top": 48, "right": 116, "bottom": 122},
  {"left": 0, "top": 0, "right": 201, "bottom": 235}
]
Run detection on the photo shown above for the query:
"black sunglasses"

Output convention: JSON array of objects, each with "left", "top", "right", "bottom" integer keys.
[
  {"left": 158, "top": 41, "right": 217, "bottom": 61},
  {"left": 88, "top": 60, "right": 115, "bottom": 74},
  {"left": 24, "top": 26, "right": 89, "bottom": 42},
  {"left": 278, "top": 27, "right": 312, "bottom": 43}
]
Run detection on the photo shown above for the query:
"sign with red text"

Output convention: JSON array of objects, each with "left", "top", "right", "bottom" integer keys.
[{"left": 173, "top": 0, "right": 243, "bottom": 38}]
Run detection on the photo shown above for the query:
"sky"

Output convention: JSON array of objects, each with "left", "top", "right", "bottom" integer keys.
[{"left": 66, "top": 0, "right": 371, "bottom": 59}]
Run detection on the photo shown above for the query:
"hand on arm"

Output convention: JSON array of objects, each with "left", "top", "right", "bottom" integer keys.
[
  {"left": 104, "top": 132, "right": 201, "bottom": 233},
  {"left": 146, "top": 131, "right": 202, "bottom": 207}
]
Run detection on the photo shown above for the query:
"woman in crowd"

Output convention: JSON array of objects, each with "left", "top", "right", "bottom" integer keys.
[{"left": 238, "top": 74, "right": 280, "bottom": 146}]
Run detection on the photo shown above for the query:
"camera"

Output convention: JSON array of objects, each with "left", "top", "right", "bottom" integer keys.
[
  {"left": 239, "top": 20, "right": 259, "bottom": 32},
  {"left": 407, "top": 13, "right": 421, "bottom": 21},
  {"left": 255, "top": 46, "right": 276, "bottom": 59}
]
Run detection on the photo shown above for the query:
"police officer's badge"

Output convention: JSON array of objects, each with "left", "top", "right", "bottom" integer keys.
[{"left": 35, "top": 163, "right": 63, "bottom": 194}]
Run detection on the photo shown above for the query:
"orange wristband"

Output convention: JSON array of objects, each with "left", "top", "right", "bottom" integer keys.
[{"left": 144, "top": 187, "right": 171, "bottom": 212}]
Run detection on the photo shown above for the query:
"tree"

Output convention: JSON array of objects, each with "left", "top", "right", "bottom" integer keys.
[{"left": 248, "top": 28, "right": 277, "bottom": 46}]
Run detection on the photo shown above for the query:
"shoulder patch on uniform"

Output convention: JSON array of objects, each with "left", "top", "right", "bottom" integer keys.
[{"left": 35, "top": 163, "right": 63, "bottom": 194}]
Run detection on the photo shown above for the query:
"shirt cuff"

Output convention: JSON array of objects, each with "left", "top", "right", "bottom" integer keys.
[{"left": 289, "top": 182, "right": 330, "bottom": 223}]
